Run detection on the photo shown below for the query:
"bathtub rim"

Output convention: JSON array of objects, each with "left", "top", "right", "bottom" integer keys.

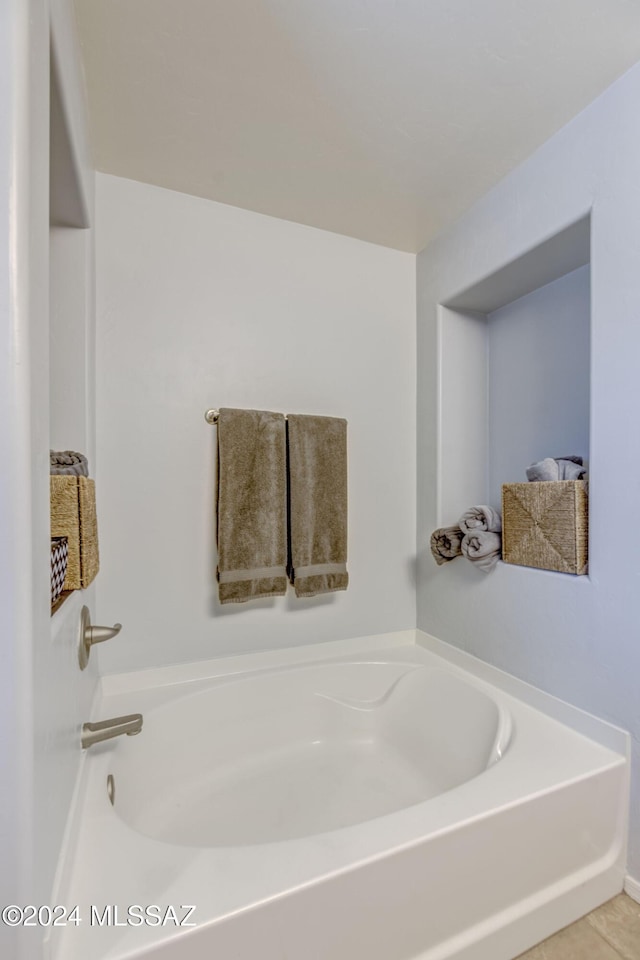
[{"left": 98, "top": 628, "right": 629, "bottom": 757}]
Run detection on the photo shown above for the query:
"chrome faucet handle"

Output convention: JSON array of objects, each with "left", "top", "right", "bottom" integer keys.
[
  {"left": 81, "top": 713, "right": 143, "bottom": 749},
  {"left": 78, "top": 606, "right": 123, "bottom": 670},
  {"left": 86, "top": 622, "right": 122, "bottom": 645}
]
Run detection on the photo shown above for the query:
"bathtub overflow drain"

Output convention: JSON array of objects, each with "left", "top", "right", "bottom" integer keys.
[{"left": 107, "top": 773, "right": 115, "bottom": 806}]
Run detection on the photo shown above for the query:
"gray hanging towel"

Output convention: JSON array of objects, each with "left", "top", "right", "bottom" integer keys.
[
  {"left": 217, "top": 408, "right": 288, "bottom": 604},
  {"left": 287, "top": 414, "right": 348, "bottom": 598}
]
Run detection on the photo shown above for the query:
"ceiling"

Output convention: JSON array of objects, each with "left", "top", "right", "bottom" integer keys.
[{"left": 73, "top": 0, "right": 640, "bottom": 252}]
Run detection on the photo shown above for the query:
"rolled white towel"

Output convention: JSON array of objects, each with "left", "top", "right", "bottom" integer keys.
[
  {"left": 459, "top": 505, "right": 502, "bottom": 535},
  {"left": 461, "top": 531, "right": 502, "bottom": 573},
  {"left": 430, "top": 526, "right": 464, "bottom": 566}
]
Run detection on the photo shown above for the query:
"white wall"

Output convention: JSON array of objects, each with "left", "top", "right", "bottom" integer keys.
[
  {"left": 37, "top": 6, "right": 98, "bottom": 933},
  {"left": 0, "top": 4, "right": 97, "bottom": 958},
  {"left": 417, "top": 63, "right": 640, "bottom": 881},
  {"left": 0, "top": 7, "right": 35, "bottom": 958},
  {"left": 50, "top": 226, "right": 94, "bottom": 455},
  {"left": 95, "top": 174, "right": 416, "bottom": 674}
]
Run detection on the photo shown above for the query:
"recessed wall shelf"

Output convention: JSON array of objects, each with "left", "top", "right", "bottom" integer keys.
[
  {"left": 438, "top": 214, "right": 591, "bottom": 543},
  {"left": 49, "top": 46, "right": 95, "bottom": 613}
]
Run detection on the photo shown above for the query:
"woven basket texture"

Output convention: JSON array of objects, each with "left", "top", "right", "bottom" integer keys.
[
  {"left": 502, "top": 480, "right": 588, "bottom": 575},
  {"left": 50, "top": 536, "right": 68, "bottom": 605},
  {"left": 50, "top": 476, "right": 100, "bottom": 589}
]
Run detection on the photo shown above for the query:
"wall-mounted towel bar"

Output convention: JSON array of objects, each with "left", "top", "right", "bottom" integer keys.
[{"left": 205, "top": 409, "right": 289, "bottom": 424}]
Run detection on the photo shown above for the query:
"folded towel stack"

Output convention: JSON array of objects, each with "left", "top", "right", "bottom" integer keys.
[
  {"left": 430, "top": 526, "right": 464, "bottom": 565},
  {"left": 459, "top": 505, "right": 502, "bottom": 573},
  {"left": 50, "top": 450, "right": 89, "bottom": 477},
  {"left": 526, "top": 455, "right": 586, "bottom": 482}
]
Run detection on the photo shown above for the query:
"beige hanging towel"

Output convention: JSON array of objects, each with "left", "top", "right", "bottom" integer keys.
[
  {"left": 287, "top": 414, "right": 348, "bottom": 598},
  {"left": 217, "top": 408, "right": 288, "bottom": 604}
]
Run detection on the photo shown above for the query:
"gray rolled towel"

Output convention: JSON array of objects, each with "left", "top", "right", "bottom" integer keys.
[
  {"left": 430, "top": 526, "right": 464, "bottom": 566},
  {"left": 459, "top": 505, "right": 502, "bottom": 535},
  {"left": 50, "top": 450, "right": 89, "bottom": 477},
  {"left": 461, "top": 531, "right": 502, "bottom": 573},
  {"left": 526, "top": 456, "right": 586, "bottom": 482}
]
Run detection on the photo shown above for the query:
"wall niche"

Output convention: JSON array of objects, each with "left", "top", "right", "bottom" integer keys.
[
  {"left": 49, "top": 44, "right": 93, "bottom": 613},
  {"left": 437, "top": 215, "right": 591, "bottom": 531},
  {"left": 49, "top": 49, "right": 91, "bottom": 455}
]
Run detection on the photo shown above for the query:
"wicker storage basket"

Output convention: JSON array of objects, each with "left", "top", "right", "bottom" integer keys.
[
  {"left": 502, "top": 480, "right": 588, "bottom": 575},
  {"left": 50, "top": 476, "right": 100, "bottom": 589}
]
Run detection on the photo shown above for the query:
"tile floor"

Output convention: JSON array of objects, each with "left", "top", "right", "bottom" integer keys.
[{"left": 516, "top": 894, "right": 640, "bottom": 959}]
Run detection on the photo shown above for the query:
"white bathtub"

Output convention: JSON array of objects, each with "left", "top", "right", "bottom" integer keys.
[{"left": 52, "top": 631, "right": 628, "bottom": 960}]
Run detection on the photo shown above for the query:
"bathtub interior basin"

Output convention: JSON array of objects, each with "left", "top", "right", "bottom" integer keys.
[
  {"left": 53, "top": 636, "right": 628, "bottom": 960},
  {"left": 112, "top": 662, "right": 511, "bottom": 846}
]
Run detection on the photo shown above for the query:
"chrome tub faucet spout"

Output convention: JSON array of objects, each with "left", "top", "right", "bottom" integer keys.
[{"left": 81, "top": 713, "right": 143, "bottom": 749}]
